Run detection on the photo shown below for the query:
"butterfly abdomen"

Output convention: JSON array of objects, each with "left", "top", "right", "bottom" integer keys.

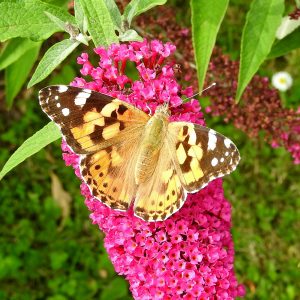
[{"left": 135, "top": 114, "right": 169, "bottom": 185}]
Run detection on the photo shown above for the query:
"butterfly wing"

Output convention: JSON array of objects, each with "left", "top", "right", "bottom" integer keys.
[
  {"left": 134, "top": 121, "right": 240, "bottom": 222},
  {"left": 81, "top": 133, "right": 143, "bottom": 210},
  {"left": 39, "top": 85, "right": 150, "bottom": 210},
  {"left": 39, "top": 85, "right": 150, "bottom": 154},
  {"left": 134, "top": 141, "right": 186, "bottom": 221},
  {"left": 168, "top": 122, "right": 240, "bottom": 192}
]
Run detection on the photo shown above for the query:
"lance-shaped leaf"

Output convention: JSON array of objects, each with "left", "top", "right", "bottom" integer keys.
[
  {"left": 0, "top": 38, "right": 38, "bottom": 70},
  {"left": 74, "top": 0, "right": 87, "bottom": 33},
  {"left": 119, "top": 29, "right": 143, "bottom": 42},
  {"left": 104, "top": 0, "right": 122, "bottom": 30},
  {"left": 80, "top": 0, "right": 119, "bottom": 47},
  {"left": 236, "top": 0, "right": 285, "bottom": 102},
  {"left": 0, "top": 0, "right": 75, "bottom": 42},
  {"left": 45, "top": 11, "right": 89, "bottom": 44},
  {"left": 5, "top": 43, "right": 41, "bottom": 109},
  {"left": 123, "top": 0, "right": 167, "bottom": 26},
  {"left": 191, "top": 0, "right": 229, "bottom": 94},
  {"left": 0, "top": 122, "right": 61, "bottom": 181},
  {"left": 28, "top": 39, "right": 80, "bottom": 88},
  {"left": 44, "top": 11, "right": 78, "bottom": 33},
  {"left": 268, "top": 27, "right": 300, "bottom": 58}
]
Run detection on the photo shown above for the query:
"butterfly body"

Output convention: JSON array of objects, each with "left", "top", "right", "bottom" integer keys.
[
  {"left": 135, "top": 105, "right": 169, "bottom": 184},
  {"left": 39, "top": 85, "right": 240, "bottom": 222}
]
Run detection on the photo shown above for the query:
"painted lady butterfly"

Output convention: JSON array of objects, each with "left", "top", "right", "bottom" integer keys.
[{"left": 39, "top": 85, "right": 240, "bottom": 221}]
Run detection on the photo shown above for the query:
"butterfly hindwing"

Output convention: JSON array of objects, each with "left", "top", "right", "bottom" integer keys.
[
  {"left": 134, "top": 142, "right": 187, "bottom": 221},
  {"left": 39, "top": 85, "right": 149, "bottom": 154},
  {"left": 80, "top": 133, "right": 143, "bottom": 211},
  {"left": 168, "top": 122, "right": 240, "bottom": 192}
]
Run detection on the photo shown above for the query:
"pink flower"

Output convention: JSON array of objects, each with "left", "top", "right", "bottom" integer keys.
[{"left": 62, "top": 40, "right": 245, "bottom": 299}]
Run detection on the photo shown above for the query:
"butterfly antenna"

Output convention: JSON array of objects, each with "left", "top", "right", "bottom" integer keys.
[
  {"left": 146, "top": 103, "right": 152, "bottom": 115},
  {"left": 183, "top": 82, "right": 216, "bottom": 102}
]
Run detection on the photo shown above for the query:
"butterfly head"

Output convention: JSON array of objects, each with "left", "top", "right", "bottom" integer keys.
[{"left": 154, "top": 103, "right": 171, "bottom": 118}]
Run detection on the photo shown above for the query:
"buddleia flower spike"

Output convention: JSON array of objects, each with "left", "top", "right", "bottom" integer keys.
[{"left": 40, "top": 40, "right": 245, "bottom": 298}]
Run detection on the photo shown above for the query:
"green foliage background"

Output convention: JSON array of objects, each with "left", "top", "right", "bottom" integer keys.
[{"left": 0, "top": 0, "right": 300, "bottom": 299}]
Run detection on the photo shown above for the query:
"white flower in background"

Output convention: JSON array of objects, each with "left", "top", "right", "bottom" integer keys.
[{"left": 272, "top": 71, "right": 293, "bottom": 92}]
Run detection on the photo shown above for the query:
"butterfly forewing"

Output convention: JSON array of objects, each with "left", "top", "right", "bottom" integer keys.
[
  {"left": 167, "top": 122, "right": 240, "bottom": 192},
  {"left": 39, "top": 85, "right": 149, "bottom": 211},
  {"left": 39, "top": 85, "right": 149, "bottom": 154}
]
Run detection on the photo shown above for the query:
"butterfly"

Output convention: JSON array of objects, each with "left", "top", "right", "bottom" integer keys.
[{"left": 39, "top": 85, "right": 240, "bottom": 222}]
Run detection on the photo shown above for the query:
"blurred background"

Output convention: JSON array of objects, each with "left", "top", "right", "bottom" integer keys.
[{"left": 0, "top": 0, "right": 299, "bottom": 299}]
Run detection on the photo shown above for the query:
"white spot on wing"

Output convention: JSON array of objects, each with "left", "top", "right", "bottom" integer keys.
[
  {"left": 211, "top": 157, "right": 218, "bottom": 167},
  {"left": 58, "top": 86, "right": 68, "bottom": 93},
  {"left": 55, "top": 95, "right": 59, "bottom": 100},
  {"left": 62, "top": 108, "right": 70, "bottom": 116},
  {"left": 225, "top": 152, "right": 229, "bottom": 156},
  {"left": 75, "top": 91, "right": 90, "bottom": 106},
  {"left": 208, "top": 129, "right": 217, "bottom": 151},
  {"left": 220, "top": 157, "right": 224, "bottom": 163},
  {"left": 224, "top": 138, "right": 231, "bottom": 148},
  {"left": 188, "top": 126, "right": 196, "bottom": 144},
  {"left": 56, "top": 103, "right": 61, "bottom": 108}
]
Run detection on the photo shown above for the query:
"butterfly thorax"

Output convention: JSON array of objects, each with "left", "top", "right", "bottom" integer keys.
[{"left": 134, "top": 105, "right": 170, "bottom": 185}]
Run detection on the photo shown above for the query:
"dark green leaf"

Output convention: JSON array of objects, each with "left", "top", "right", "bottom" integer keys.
[
  {"left": 123, "top": 0, "right": 167, "bottom": 26},
  {"left": 0, "top": 0, "right": 76, "bottom": 42},
  {"left": 49, "top": 65, "right": 76, "bottom": 85},
  {"left": 0, "top": 38, "right": 38, "bottom": 70},
  {"left": 268, "top": 27, "right": 300, "bottom": 58},
  {"left": 80, "top": 0, "right": 119, "bottom": 47},
  {"left": 5, "top": 43, "right": 41, "bottom": 108},
  {"left": 0, "top": 122, "right": 61, "bottom": 181},
  {"left": 236, "top": 0, "right": 285, "bottom": 102},
  {"left": 191, "top": 0, "right": 229, "bottom": 93},
  {"left": 100, "top": 277, "right": 128, "bottom": 300},
  {"left": 28, "top": 39, "right": 80, "bottom": 88}
]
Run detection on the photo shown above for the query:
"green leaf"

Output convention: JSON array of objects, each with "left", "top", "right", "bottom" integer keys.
[
  {"left": 0, "top": 122, "right": 61, "bottom": 181},
  {"left": 236, "top": 0, "right": 285, "bottom": 102},
  {"left": 44, "top": 11, "right": 77, "bottom": 33},
  {"left": 28, "top": 39, "right": 80, "bottom": 88},
  {"left": 191, "top": 0, "right": 229, "bottom": 93},
  {"left": 119, "top": 29, "right": 143, "bottom": 42},
  {"left": 49, "top": 65, "right": 76, "bottom": 85},
  {"left": 0, "top": 38, "right": 38, "bottom": 70},
  {"left": 74, "top": 0, "right": 87, "bottom": 33},
  {"left": 80, "top": 0, "right": 119, "bottom": 47},
  {"left": 42, "top": 0, "right": 69, "bottom": 6},
  {"left": 0, "top": 0, "right": 76, "bottom": 42},
  {"left": 123, "top": 0, "right": 167, "bottom": 26},
  {"left": 45, "top": 11, "right": 84, "bottom": 42},
  {"left": 100, "top": 277, "right": 128, "bottom": 300},
  {"left": 5, "top": 43, "right": 41, "bottom": 109},
  {"left": 103, "top": 0, "right": 122, "bottom": 29},
  {"left": 268, "top": 27, "right": 300, "bottom": 58}
]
